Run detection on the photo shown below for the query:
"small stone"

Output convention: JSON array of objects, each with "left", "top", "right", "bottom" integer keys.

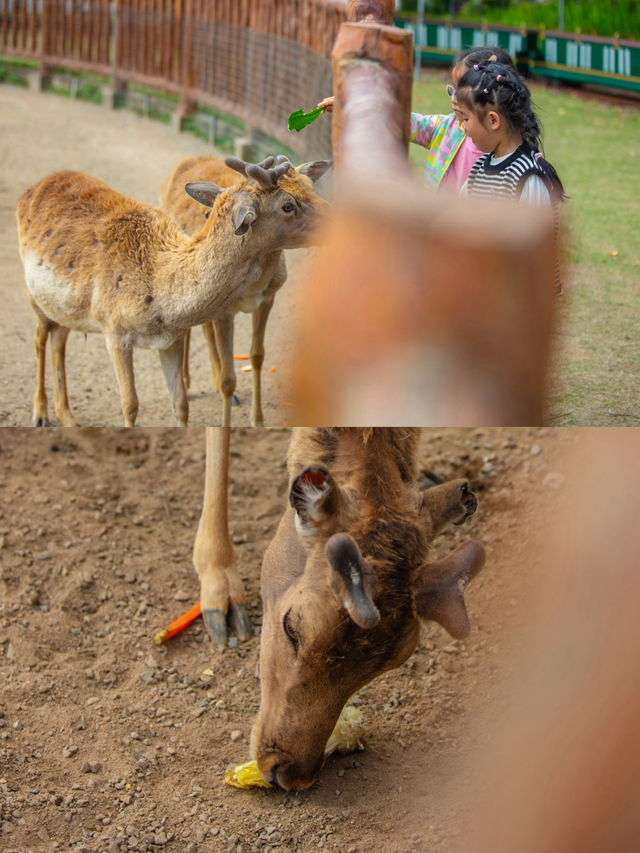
[
  {"left": 174, "top": 590, "right": 191, "bottom": 602},
  {"left": 230, "top": 730, "right": 242, "bottom": 742},
  {"left": 543, "top": 471, "right": 565, "bottom": 489}
]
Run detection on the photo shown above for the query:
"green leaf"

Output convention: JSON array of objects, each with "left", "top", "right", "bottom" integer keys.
[{"left": 288, "top": 106, "right": 326, "bottom": 132}]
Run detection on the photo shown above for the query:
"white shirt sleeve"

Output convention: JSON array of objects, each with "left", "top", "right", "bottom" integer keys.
[{"left": 519, "top": 174, "right": 551, "bottom": 206}]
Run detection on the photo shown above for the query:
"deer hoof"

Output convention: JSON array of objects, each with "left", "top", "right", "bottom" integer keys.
[
  {"left": 202, "top": 608, "right": 227, "bottom": 649},
  {"left": 228, "top": 603, "right": 252, "bottom": 642}
]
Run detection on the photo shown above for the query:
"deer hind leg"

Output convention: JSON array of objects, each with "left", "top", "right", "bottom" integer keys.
[
  {"left": 193, "top": 427, "right": 251, "bottom": 647},
  {"left": 250, "top": 295, "right": 275, "bottom": 428},
  {"left": 212, "top": 314, "right": 236, "bottom": 427},
  {"left": 105, "top": 333, "right": 138, "bottom": 427},
  {"left": 49, "top": 323, "right": 78, "bottom": 427},
  {"left": 159, "top": 336, "right": 189, "bottom": 426},
  {"left": 32, "top": 313, "right": 51, "bottom": 426},
  {"left": 250, "top": 258, "right": 286, "bottom": 427}
]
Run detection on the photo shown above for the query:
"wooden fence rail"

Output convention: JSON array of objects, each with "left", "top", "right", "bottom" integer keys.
[{"left": 0, "top": 0, "right": 347, "bottom": 158}]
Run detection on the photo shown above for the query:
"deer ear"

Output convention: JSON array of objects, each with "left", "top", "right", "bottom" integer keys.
[
  {"left": 326, "top": 533, "right": 380, "bottom": 629},
  {"left": 413, "top": 541, "right": 485, "bottom": 639},
  {"left": 231, "top": 199, "right": 258, "bottom": 235},
  {"left": 184, "top": 181, "right": 223, "bottom": 208},
  {"left": 295, "top": 159, "right": 333, "bottom": 183},
  {"left": 290, "top": 466, "right": 336, "bottom": 532}
]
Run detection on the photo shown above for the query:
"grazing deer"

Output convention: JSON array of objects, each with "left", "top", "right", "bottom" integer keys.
[
  {"left": 17, "top": 157, "right": 327, "bottom": 427},
  {"left": 159, "top": 155, "right": 331, "bottom": 426},
  {"left": 192, "top": 427, "right": 485, "bottom": 790}
]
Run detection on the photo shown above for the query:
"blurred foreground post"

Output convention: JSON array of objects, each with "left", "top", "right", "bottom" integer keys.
[
  {"left": 466, "top": 429, "right": 640, "bottom": 852},
  {"left": 291, "top": 1, "right": 557, "bottom": 426}
]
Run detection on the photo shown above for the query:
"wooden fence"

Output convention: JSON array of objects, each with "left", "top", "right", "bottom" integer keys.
[{"left": 0, "top": 0, "right": 347, "bottom": 158}]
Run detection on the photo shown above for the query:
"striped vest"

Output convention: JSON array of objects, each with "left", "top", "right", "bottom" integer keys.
[
  {"left": 467, "top": 144, "right": 564, "bottom": 294},
  {"left": 466, "top": 143, "right": 549, "bottom": 200}
]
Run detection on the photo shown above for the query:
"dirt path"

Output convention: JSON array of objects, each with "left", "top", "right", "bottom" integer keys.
[
  {"left": 0, "top": 426, "right": 581, "bottom": 853},
  {"left": 0, "top": 85, "right": 313, "bottom": 427}
]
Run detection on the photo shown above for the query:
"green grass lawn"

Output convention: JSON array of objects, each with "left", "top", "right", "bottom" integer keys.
[{"left": 411, "top": 68, "right": 640, "bottom": 425}]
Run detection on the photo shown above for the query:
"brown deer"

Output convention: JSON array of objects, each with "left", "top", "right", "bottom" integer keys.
[
  {"left": 16, "top": 157, "right": 327, "bottom": 427},
  {"left": 159, "top": 155, "right": 331, "bottom": 426},
  {"left": 192, "top": 427, "right": 485, "bottom": 790}
]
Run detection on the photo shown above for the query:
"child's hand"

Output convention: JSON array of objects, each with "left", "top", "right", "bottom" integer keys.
[{"left": 317, "top": 96, "right": 335, "bottom": 113}]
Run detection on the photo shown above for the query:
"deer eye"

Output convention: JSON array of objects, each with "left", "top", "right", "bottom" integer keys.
[
  {"left": 283, "top": 608, "right": 300, "bottom": 652},
  {"left": 282, "top": 201, "right": 295, "bottom": 214}
]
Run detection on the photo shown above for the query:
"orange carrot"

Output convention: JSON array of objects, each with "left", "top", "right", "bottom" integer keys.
[
  {"left": 153, "top": 602, "right": 202, "bottom": 644},
  {"left": 233, "top": 354, "right": 250, "bottom": 360}
]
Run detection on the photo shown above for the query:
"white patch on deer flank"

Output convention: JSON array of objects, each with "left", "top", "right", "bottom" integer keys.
[{"left": 23, "top": 253, "right": 101, "bottom": 333}]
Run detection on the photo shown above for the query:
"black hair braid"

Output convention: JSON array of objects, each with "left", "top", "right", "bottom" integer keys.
[{"left": 457, "top": 61, "right": 566, "bottom": 201}]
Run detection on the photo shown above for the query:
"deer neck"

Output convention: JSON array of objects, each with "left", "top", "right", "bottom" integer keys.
[{"left": 155, "top": 214, "right": 266, "bottom": 330}]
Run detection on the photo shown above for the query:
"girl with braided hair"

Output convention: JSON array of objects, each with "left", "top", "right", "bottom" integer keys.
[
  {"left": 455, "top": 61, "right": 565, "bottom": 205},
  {"left": 318, "top": 47, "right": 516, "bottom": 193},
  {"left": 456, "top": 60, "right": 565, "bottom": 293},
  {"left": 409, "top": 46, "right": 517, "bottom": 193}
]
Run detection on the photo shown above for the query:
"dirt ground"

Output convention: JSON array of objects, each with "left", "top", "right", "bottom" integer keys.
[
  {"left": 0, "top": 425, "right": 583, "bottom": 853},
  {"left": 0, "top": 85, "right": 315, "bottom": 428}
]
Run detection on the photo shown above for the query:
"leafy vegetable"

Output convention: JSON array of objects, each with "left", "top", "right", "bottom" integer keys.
[{"left": 288, "top": 105, "right": 327, "bottom": 132}]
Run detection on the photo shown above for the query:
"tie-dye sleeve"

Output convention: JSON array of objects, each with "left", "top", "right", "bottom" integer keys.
[{"left": 410, "top": 112, "right": 447, "bottom": 148}]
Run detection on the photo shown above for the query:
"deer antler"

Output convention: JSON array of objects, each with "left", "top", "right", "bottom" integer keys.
[
  {"left": 224, "top": 156, "right": 293, "bottom": 189},
  {"left": 225, "top": 156, "right": 276, "bottom": 177}
]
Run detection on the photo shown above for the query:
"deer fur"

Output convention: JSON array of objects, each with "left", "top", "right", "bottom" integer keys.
[
  {"left": 159, "top": 155, "right": 331, "bottom": 426},
  {"left": 192, "top": 427, "right": 485, "bottom": 790},
  {"left": 17, "top": 158, "right": 327, "bottom": 427}
]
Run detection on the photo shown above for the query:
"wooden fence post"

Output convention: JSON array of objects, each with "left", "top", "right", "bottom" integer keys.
[{"left": 289, "top": 3, "right": 558, "bottom": 426}]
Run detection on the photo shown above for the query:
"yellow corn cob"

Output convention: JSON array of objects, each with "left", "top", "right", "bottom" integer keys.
[
  {"left": 223, "top": 760, "right": 272, "bottom": 789},
  {"left": 224, "top": 706, "right": 366, "bottom": 789}
]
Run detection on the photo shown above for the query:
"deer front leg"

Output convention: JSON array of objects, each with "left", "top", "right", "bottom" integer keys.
[
  {"left": 105, "top": 333, "right": 138, "bottom": 427},
  {"left": 159, "top": 336, "right": 189, "bottom": 426},
  {"left": 50, "top": 323, "right": 78, "bottom": 427},
  {"left": 32, "top": 313, "right": 50, "bottom": 426},
  {"left": 421, "top": 478, "right": 478, "bottom": 535},
  {"left": 194, "top": 427, "right": 251, "bottom": 647},
  {"left": 182, "top": 327, "right": 192, "bottom": 390},
  {"left": 202, "top": 321, "right": 222, "bottom": 402},
  {"left": 212, "top": 314, "right": 236, "bottom": 427},
  {"left": 250, "top": 258, "right": 286, "bottom": 427}
]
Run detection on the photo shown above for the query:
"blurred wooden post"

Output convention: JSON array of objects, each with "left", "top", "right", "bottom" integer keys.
[
  {"left": 331, "top": 1, "right": 412, "bottom": 167},
  {"left": 290, "top": 1, "right": 557, "bottom": 426},
  {"left": 466, "top": 430, "right": 640, "bottom": 853}
]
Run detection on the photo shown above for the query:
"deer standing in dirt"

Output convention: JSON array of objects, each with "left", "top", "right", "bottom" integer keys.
[
  {"left": 192, "top": 427, "right": 485, "bottom": 790},
  {"left": 16, "top": 157, "right": 327, "bottom": 427},
  {"left": 159, "top": 155, "right": 331, "bottom": 426}
]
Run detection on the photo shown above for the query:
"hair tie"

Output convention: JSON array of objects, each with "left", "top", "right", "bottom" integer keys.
[
  {"left": 483, "top": 87, "right": 489, "bottom": 93},
  {"left": 496, "top": 74, "right": 502, "bottom": 81},
  {"left": 473, "top": 63, "right": 480, "bottom": 70},
  {"left": 535, "top": 152, "right": 543, "bottom": 159}
]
